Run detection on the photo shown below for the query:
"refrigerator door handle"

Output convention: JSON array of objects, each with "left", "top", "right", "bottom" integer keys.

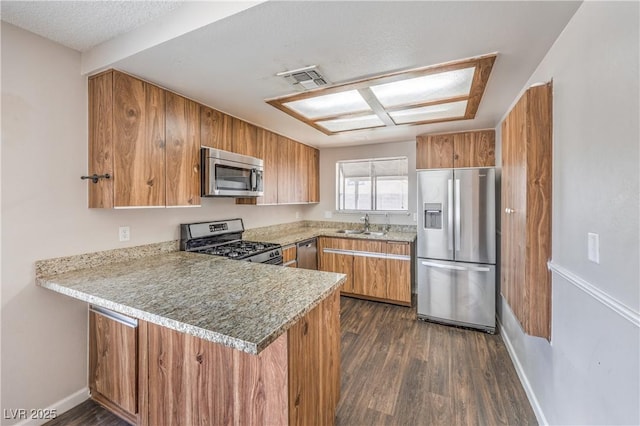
[
  {"left": 447, "top": 179, "right": 454, "bottom": 251},
  {"left": 455, "top": 179, "right": 461, "bottom": 251},
  {"left": 420, "top": 261, "right": 491, "bottom": 273}
]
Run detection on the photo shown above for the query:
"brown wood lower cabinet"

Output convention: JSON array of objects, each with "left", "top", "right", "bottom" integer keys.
[
  {"left": 89, "top": 308, "right": 138, "bottom": 424},
  {"left": 89, "top": 290, "right": 341, "bottom": 426},
  {"left": 318, "top": 237, "right": 412, "bottom": 306},
  {"left": 283, "top": 244, "right": 297, "bottom": 268}
]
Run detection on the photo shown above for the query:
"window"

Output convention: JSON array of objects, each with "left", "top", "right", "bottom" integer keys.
[
  {"left": 267, "top": 54, "right": 496, "bottom": 135},
  {"left": 337, "top": 157, "right": 408, "bottom": 212}
]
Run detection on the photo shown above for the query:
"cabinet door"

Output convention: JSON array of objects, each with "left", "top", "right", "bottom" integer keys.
[
  {"left": 232, "top": 118, "right": 258, "bottom": 157},
  {"left": 294, "top": 142, "right": 309, "bottom": 203},
  {"left": 416, "top": 134, "right": 454, "bottom": 169},
  {"left": 386, "top": 242, "right": 412, "bottom": 305},
  {"left": 88, "top": 71, "right": 114, "bottom": 208},
  {"left": 352, "top": 240, "right": 386, "bottom": 299},
  {"left": 283, "top": 244, "right": 297, "bottom": 267},
  {"left": 277, "top": 136, "right": 295, "bottom": 203},
  {"left": 89, "top": 309, "right": 138, "bottom": 420},
  {"left": 308, "top": 147, "right": 320, "bottom": 203},
  {"left": 257, "top": 129, "right": 279, "bottom": 204},
  {"left": 113, "top": 72, "right": 166, "bottom": 207},
  {"left": 454, "top": 130, "right": 495, "bottom": 168},
  {"left": 200, "top": 106, "right": 233, "bottom": 151},
  {"left": 166, "top": 92, "right": 201, "bottom": 207},
  {"left": 318, "top": 238, "right": 354, "bottom": 293},
  {"left": 500, "top": 92, "right": 528, "bottom": 329}
]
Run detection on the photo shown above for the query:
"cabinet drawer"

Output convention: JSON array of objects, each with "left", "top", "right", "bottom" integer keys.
[{"left": 387, "top": 241, "right": 410, "bottom": 256}]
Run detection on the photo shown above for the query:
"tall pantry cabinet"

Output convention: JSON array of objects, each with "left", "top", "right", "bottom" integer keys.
[{"left": 500, "top": 82, "right": 552, "bottom": 340}]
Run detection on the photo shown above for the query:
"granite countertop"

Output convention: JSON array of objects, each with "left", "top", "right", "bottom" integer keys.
[
  {"left": 244, "top": 224, "right": 417, "bottom": 246},
  {"left": 37, "top": 251, "right": 345, "bottom": 355}
]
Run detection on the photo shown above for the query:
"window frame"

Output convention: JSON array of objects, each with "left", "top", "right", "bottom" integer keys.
[{"left": 336, "top": 156, "right": 409, "bottom": 213}]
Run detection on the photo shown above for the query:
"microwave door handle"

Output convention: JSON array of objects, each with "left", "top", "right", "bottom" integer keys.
[{"left": 250, "top": 169, "right": 257, "bottom": 191}]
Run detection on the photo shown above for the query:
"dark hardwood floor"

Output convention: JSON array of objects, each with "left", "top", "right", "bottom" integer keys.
[
  {"left": 45, "top": 296, "right": 536, "bottom": 426},
  {"left": 336, "top": 296, "right": 536, "bottom": 426}
]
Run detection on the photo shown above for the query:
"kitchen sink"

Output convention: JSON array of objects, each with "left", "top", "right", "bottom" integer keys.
[
  {"left": 363, "top": 231, "right": 386, "bottom": 236},
  {"left": 336, "top": 229, "right": 364, "bottom": 234}
]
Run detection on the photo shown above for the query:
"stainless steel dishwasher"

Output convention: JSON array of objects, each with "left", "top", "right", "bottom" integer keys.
[{"left": 296, "top": 238, "right": 317, "bottom": 270}]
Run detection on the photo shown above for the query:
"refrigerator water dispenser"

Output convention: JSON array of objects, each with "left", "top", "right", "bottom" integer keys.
[{"left": 424, "top": 203, "right": 442, "bottom": 229}]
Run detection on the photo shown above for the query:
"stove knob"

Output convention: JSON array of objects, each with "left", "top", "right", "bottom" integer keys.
[{"left": 270, "top": 252, "right": 275, "bottom": 257}]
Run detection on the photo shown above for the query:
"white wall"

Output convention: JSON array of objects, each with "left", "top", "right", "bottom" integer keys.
[
  {"left": 0, "top": 22, "right": 310, "bottom": 424},
  {"left": 497, "top": 2, "right": 640, "bottom": 425},
  {"left": 308, "top": 140, "right": 417, "bottom": 227}
]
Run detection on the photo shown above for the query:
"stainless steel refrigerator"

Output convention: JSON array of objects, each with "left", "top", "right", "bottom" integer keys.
[{"left": 416, "top": 168, "right": 496, "bottom": 332}]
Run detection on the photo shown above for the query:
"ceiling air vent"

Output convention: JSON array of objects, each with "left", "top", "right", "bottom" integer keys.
[{"left": 277, "top": 65, "right": 330, "bottom": 91}]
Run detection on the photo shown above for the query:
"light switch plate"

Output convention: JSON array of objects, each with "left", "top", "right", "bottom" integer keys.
[{"left": 588, "top": 232, "right": 599, "bottom": 264}]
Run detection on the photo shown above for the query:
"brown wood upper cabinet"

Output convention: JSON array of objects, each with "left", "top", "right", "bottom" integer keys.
[
  {"left": 200, "top": 106, "right": 232, "bottom": 152},
  {"left": 500, "top": 83, "right": 552, "bottom": 340},
  {"left": 88, "top": 70, "right": 200, "bottom": 208},
  {"left": 416, "top": 129, "right": 495, "bottom": 169},
  {"left": 200, "top": 109, "right": 257, "bottom": 157},
  {"left": 165, "top": 92, "right": 201, "bottom": 207}
]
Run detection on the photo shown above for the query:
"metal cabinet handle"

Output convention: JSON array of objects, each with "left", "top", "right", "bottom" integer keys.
[
  {"left": 454, "top": 179, "right": 461, "bottom": 251},
  {"left": 420, "top": 261, "right": 490, "bottom": 273},
  {"left": 90, "top": 306, "right": 138, "bottom": 328},
  {"left": 447, "top": 179, "right": 454, "bottom": 251},
  {"left": 505, "top": 208, "right": 515, "bottom": 214}
]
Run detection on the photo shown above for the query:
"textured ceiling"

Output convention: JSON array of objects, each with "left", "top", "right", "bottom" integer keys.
[
  {"left": 113, "top": 1, "right": 581, "bottom": 147},
  {"left": 0, "top": 1, "right": 183, "bottom": 51},
  {"left": 1, "top": 1, "right": 582, "bottom": 147}
]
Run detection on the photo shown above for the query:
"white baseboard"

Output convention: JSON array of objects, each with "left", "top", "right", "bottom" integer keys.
[
  {"left": 14, "top": 387, "right": 89, "bottom": 426},
  {"left": 498, "top": 317, "right": 548, "bottom": 426}
]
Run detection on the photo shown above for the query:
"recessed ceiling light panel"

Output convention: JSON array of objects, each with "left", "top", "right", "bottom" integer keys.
[
  {"left": 267, "top": 54, "right": 496, "bottom": 135},
  {"left": 284, "top": 90, "right": 371, "bottom": 119},
  {"left": 389, "top": 100, "right": 468, "bottom": 124},
  {"left": 316, "top": 114, "right": 385, "bottom": 132},
  {"left": 370, "top": 67, "right": 475, "bottom": 108}
]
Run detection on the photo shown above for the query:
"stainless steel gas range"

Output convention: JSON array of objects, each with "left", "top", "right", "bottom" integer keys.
[{"left": 180, "top": 219, "right": 283, "bottom": 265}]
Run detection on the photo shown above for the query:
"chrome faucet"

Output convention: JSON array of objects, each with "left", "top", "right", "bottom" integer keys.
[{"left": 361, "top": 213, "right": 370, "bottom": 232}]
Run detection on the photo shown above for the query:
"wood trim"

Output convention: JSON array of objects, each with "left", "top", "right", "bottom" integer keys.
[
  {"left": 267, "top": 53, "right": 497, "bottom": 104},
  {"left": 384, "top": 94, "right": 470, "bottom": 113},
  {"left": 267, "top": 53, "right": 497, "bottom": 134},
  {"left": 464, "top": 55, "right": 497, "bottom": 118}
]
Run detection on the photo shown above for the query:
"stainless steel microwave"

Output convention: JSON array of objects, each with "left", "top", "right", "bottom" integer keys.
[{"left": 201, "top": 147, "right": 264, "bottom": 197}]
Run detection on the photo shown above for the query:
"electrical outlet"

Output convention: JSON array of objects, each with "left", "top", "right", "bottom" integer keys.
[
  {"left": 587, "top": 232, "right": 599, "bottom": 264},
  {"left": 295, "top": 211, "right": 301, "bottom": 219},
  {"left": 412, "top": 213, "right": 417, "bottom": 222},
  {"left": 119, "top": 226, "right": 130, "bottom": 242},
  {"left": 324, "top": 211, "right": 332, "bottom": 219}
]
